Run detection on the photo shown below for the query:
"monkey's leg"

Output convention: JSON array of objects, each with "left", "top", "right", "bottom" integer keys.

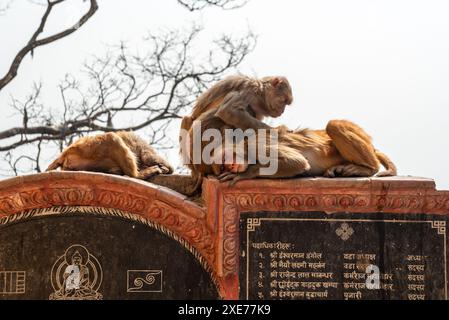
[
  {"left": 102, "top": 133, "right": 139, "bottom": 177},
  {"left": 218, "top": 150, "right": 311, "bottom": 185},
  {"left": 325, "top": 120, "right": 380, "bottom": 177},
  {"left": 324, "top": 164, "right": 377, "bottom": 178},
  {"left": 106, "top": 166, "right": 123, "bottom": 175}
]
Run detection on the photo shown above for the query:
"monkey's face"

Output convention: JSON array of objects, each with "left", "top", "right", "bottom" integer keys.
[
  {"left": 61, "top": 152, "right": 93, "bottom": 171},
  {"left": 264, "top": 76, "right": 293, "bottom": 118},
  {"left": 212, "top": 161, "right": 248, "bottom": 176},
  {"left": 226, "top": 162, "right": 248, "bottom": 173},
  {"left": 211, "top": 147, "right": 249, "bottom": 176}
]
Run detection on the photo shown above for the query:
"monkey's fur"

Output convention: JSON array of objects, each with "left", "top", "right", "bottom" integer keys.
[
  {"left": 179, "top": 74, "right": 293, "bottom": 194},
  {"left": 217, "top": 119, "right": 397, "bottom": 185},
  {"left": 46, "top": 131, "right": 173, "bottom": 179}
]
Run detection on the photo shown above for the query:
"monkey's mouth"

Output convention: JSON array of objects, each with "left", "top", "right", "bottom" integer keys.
[{"left": 272, "top": 105, "right": 285, "bottom": 117}]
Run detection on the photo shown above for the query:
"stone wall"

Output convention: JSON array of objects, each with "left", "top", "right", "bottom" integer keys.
[{"left": 0, "top": 172, "right": 448, "bottom": 299}]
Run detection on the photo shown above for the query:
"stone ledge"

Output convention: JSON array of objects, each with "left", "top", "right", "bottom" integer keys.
[
  {"left": 202, "top": 175, "right": 447, "bottom": 225},
  {"left": 0, "top": 171, "right": 204, "bottom": 216},
  {"left": 0, "top": 172, "right": 445, "bottom": 216},
  {"left": 204, "top": 175, "right": 437, "bottom": 194}
]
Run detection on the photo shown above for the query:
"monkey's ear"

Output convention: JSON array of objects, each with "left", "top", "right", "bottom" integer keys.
[{"left": 270, "top": 77, "right": 283, "bottom": 87}]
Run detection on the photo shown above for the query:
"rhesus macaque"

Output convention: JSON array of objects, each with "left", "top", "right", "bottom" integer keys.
[
  {"left": 146, "top": 174, "right": 205, "bottom": 197},
  {"left": 216, "top": 120, "right": 397, "bottom": 185},
  {"left": 179, "top": 74, "right": 293, "bottom": 194},
  {"left": 46, "top": 131, "right": 173, "bottom": 179}
]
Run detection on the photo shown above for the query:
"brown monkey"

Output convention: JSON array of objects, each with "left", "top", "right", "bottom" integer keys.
[
  {"left": 46, "top": 131, "right": 173, "bottom": 179},
  {"left": 183, "top": 74, "right": 293, "bottom": 132},
  {"left": 216, "top": 119, "right": 397, "bottom": 184},
  {"left": 179, "top": 74, "right": 293, "bottom": 194}
]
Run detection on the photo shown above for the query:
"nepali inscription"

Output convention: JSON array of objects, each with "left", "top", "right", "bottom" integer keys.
[{"left": 240, "top": 212, "right": 448, "bottom": 300}]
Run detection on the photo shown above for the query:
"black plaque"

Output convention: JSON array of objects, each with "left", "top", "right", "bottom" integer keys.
[
  {"left": 239, "top": 211, "right": 448, "bottom": 300},
  {"left": 0, "top": 210, "right": 219, "bottom": 300}
]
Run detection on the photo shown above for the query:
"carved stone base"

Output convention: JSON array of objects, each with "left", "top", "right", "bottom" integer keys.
[{"left": 0, "top": 172, "right": 448, "bottom": 299}]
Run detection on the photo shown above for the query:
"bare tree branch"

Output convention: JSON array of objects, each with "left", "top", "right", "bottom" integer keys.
[
  {"left": 0, "top": 0, "right": 99, "bottom": 91},
  {"left": 0, "top": 26, "right": 256, "bottom": 154},
  {"left": 0, "top": 0, "right": 255, "bottom": 176},
  {"left": 177, "top": 0, "right": 248, "bottom": 11}
]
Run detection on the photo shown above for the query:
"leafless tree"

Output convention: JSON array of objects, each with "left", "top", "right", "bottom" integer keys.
[
  {"left": 0, "top": 0, "right": 255, "bottom": 175},
  {"left": 0, "top": 0, "right": 247, "bottom": 91},
  {"left": 0, "top": 0, "right": 99, "bottom": 91}
]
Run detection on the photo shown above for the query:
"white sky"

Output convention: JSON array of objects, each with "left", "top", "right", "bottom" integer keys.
[{"left": 0, "top": 0, "right": 448, "bottom": 189}]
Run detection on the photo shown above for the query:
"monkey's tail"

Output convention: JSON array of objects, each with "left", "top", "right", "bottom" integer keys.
[
  {"left": 375, "top": 150, "right": 397, "bottom": 177},
  {"left": 147, "top": 172, "right": 203, "bottom": 196},
  {"left": 183, "top": 173, "right": 203, "bottom": 196},
  {"left": 180, "top": 116, "right": 194, "bottom": 133},
  {"left": 46, "top": 156, "right": 63, "bottom": 171},
  {"left": 194, "top": 173, "right": 204, "bottom": 191},
  {"left": 179, "top": 116, "right": 194, "bottom": 164}
]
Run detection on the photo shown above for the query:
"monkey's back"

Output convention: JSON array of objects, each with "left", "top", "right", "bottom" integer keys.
[
  {"left": 114, "top": 131, "right": 173, "bottom": 173},
  {"left": 280, "top": 129, "right": 345, "bottom": 176},
  {"left": 191, "top": 75, "right": 261, "bottom": 120}
]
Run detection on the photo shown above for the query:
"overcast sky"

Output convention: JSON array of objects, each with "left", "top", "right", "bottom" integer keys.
[{"left": 1, "top": 0, "right": 448, "bottom": 189}]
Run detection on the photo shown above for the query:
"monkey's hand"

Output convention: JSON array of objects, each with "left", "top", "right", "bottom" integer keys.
[
  {"left": 139, "top": 165, "right": 164, "bottom": 180},
  {"left": 215, "top": 92, "right": 272, "bottom": 131},
  {"left": 158, "top": 164, "right": 172, "bottom": 174},
  {"left": 217, "top": 172, "right": 240, "bottom": 185},
  {"left": 217, "top": 166, "right": 259, "bottom": 186}
]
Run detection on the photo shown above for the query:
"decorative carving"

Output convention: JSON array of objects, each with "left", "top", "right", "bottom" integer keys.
[
  {"left": 0, "top": 172, "right": 221, "bottom": 293},
  {"left": 375, "top": 195, "right": 424, "bottom": 211},
  {"left": 426, "top": 194, "right": 449, "bottom": 212},
  {"left": 49, "top": 244, "right": 103, "bottom": 300},
  {"left": 127, "top": 270, "right": 163, "bottom": 293},
  {"left": 97, "top": 190, "right": 147, "bottom": 213},
  {"left": 0, "top": 196, "right": 22, "bottom": 214},
  {"left": 247, "top": 218, "right": 261, "bottom": 232},
  {"left": 335, "top": 222, "right": 354, "bottom": 241},
  {"left": 146, "top": 200, "right": 215, "bottom": 263},
  {"left": 0, "top": 271, "right": 26, "bottom": 294},
  {"left": 431, "top": 221, "right": 447, "bottom": 235},
  {"left": 222, "top": 196, "right": 239, "bottom": 276},
  {"left": 2, "top": 173, "right": 449, "bottom": 300}
]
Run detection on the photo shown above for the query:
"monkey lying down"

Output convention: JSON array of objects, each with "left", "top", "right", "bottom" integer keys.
[
  {"left": 46, "top": 131, "right": 173, "bottom": 179},
  {"left": 214, "top": 119, "right": 397, "bottom": 185}
]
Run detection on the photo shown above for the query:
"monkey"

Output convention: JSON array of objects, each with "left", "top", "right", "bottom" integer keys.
[
  {"left": 46, "top": 131, "right": 173, "bottom": 179},
  {"left": 146, "top": 173, "right": 204, "bottom": 198},
  {"left": 214, "top": 119, "right": 397, "bottom": 185},
  {"left": 182, "top": 74, "right": 293, "bottom": 132},
  {"left": 179, "top": 74, "right": 293, "bottom": 194}
]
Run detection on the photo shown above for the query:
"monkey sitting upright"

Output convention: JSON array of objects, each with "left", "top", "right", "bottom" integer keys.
[
  {"left": 46, "top": 131, "right": 173, "bottom": 179},
  {"left": 178, "top": 74, "right": 294, "bottom": 194},
  {"left": 215, "top": 119, "right": 397, "bottom": 185}
]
